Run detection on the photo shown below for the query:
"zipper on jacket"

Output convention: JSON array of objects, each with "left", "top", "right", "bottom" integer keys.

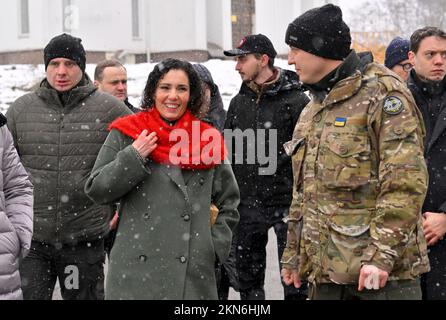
[{"left": 55, "top": 111, "right": 64, "bottom": 243}]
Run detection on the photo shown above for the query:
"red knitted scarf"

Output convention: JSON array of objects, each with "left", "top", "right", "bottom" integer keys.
[{"left": 109, "top": 107, "right": 226, "bottom": 170}]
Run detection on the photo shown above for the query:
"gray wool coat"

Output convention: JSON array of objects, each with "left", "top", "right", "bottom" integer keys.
[
  {"left": 0, "top": 122, "right": 33, "bottom": 300},
  {"left": 85, "top": 128, "right": 240, "bottom": 300}
]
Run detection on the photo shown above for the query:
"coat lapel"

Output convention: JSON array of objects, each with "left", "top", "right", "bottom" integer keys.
[
  {"left": 428, "top": 102, "right": 446, "bottom": 152},
  {"left": 159, "top": 165, "right": 189, "bottom": 199}
]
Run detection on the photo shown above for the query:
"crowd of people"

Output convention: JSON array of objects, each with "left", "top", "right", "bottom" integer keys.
[{"left": 1, "top": 3, "right": 446, "bottom": 300}]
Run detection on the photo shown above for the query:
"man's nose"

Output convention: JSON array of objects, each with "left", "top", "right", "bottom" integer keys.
[
  {"left": 56, "top": 65, "right": 68, "bottom": 74},
  {"left": 117, "top": 82, "right": 126, "bottom": 90},
  {"left": 433, "top": 53, "right": 446, "bottom": 65},
  {"left": 287, "top": 52, "right": 295, "bottom": 65}
]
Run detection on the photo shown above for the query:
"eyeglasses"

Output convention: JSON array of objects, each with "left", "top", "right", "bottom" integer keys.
[{"left": 397, "top": 63, "right": 413, "bottom": 72}]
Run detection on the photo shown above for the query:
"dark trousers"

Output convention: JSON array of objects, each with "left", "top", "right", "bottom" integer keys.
[
  {"left": 235, "top": 204, "right": 307, "bottom": 300},
  {"left": 421, "top": 238, "right": 446, "bottom": 300},
  {"left": 20, "top": 239, "right": 105, "bottom": 300},
  {"left": 309, "top": 280, "right": 422, "bottom": 300}
]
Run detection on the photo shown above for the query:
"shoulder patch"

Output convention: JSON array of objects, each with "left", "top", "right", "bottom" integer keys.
[{"left": 383, "top": 96, "right": 404, "bottom": 116}]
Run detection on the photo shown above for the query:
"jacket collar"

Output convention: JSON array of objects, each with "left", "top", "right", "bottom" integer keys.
[
  {"left": 305, "top": 50, "right": 361, "bottom": 103},
  {"left": 239, "top": 68, "right": 301, "bottom": 97},
  {"left": 36, "top": 74, "right": 97, "bottom": 109},
  {"left": 408, "top": 69, "right": 446, "bottom": 98}
]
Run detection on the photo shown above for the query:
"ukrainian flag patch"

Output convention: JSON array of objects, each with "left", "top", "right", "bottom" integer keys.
[{"left": 334, "top": 117, "right": 347, "bottom": 127}]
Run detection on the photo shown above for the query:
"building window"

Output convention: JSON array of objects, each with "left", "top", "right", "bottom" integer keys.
[
  {"left": 132, "top": 0, "right": 140, "bottom": 38},
  {"left": 19, "top": 0, "right": 30, "bottom": 36}
]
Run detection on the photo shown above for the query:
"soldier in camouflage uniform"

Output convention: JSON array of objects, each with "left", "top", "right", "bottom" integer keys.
[{"left": 280, "top": 4, "right": 430, "bottom": 300}]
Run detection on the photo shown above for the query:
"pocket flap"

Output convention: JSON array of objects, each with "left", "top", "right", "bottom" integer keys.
[
  {"left": 326, "top": 133, "right": 370, "bottom": 158},
  {"left": 383, "top": 121, "right": 418, "bottom": 142},
  {"left": 322, "top": 207, "right": 373, "bottom": 237},
  {"left": 330, "top": 222, "right": 370, "bottom": 237}
]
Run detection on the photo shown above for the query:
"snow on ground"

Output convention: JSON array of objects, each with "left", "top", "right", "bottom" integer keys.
[{"left": 0, "top": 58, "right": 294, "bottom": 114}]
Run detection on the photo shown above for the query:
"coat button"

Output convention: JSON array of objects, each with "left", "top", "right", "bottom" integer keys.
[
  {"left": 183, "top": 214, "right": 190, "bottom": 221},
  {"left": 394, "top": 127, "right": 404, "bottom": 135},
  {"left": 337, "top": 202, "right": 345, "bottom": 208},
  {"left": 139, "top": 255, "right": 147, "bottom": 262},
  {"left": 307, "top": 247, "right": 317, "bottom": 255},
  {"left": 180, "top": 256, "right": 187, "bottom": 263},
  {"left": 199, "top": 177, "right": 205, "bottom": 185},
  {"left": 353, "top": 247, "right": 363, "bottom": 257},
  {"left": 339, "top": 145, "right": 348, "bottom": 155},
  {"left": 313, "top": 114, "right": 322, "bottom": 123},
  {"left": 143, "top": 213, "right": 150, "bottom": 220}
]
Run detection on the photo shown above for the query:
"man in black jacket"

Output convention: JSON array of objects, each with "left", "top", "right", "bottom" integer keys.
[
  {"left": 408, "top": 26, "right": 446, "bottom": 300},
  {"left": 7, "top": 34, "right": 131, "bottom": 300},
  {"left": 223, "top": 34, "right": 309, "bottom": 300},
  {"left": 94, "top": 59, "right": 139, "bottom": 113}
]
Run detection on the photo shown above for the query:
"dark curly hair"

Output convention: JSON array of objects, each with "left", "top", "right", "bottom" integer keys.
[{"left": 140, "top": 58, "right": 203, "bottom": 116}]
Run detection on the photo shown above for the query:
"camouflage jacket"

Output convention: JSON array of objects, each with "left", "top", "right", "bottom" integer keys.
[{"left": 281, "top": 62, "right": 430, "bottom": 285}]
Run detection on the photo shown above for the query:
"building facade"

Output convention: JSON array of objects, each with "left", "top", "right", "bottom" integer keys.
[{"left": 0, "top": 0, "right": 337, "bottom": 64}]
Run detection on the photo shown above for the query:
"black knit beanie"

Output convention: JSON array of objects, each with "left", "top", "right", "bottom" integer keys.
[
  {"left": 44, "top": 33, "right": 86, "bottom": 72},
  {"left": 285, "top": 4, "right": 351, "bottom": 60}
]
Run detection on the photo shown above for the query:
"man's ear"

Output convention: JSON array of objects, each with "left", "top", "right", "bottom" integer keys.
[
  {"left": 408, "top": 51, "right": 416, "bottom": 66},
  {"left": 93, "top": 80, "right": 100, "bottom": 88},
  {"left": 261, "top": 54, "right": 270, "bottom": 67}
]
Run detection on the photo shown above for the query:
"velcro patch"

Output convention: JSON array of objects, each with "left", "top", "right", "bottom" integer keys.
[
  {"left": 383, "top": 96, "right": 404, "bottom": 115},
  {"left": 334, "top": 117, "right": 347, "bottom": 127}
]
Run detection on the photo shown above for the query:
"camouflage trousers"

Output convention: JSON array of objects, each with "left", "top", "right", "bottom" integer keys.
[{"left": 309, "top": 279, "right": 422, "bottom": 300}]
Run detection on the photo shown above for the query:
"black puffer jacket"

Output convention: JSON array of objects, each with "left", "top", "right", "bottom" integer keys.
[
  {"left": 6, "top": 77, "right": 131, "bottom": 245},
  {"left": 225, "top": 68, "right": 309, "bottom": 208}
]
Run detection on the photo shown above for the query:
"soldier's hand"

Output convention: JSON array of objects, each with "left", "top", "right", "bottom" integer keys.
[
  {"left": 423, "top": 212, "right": 446, "bottom": 246},
  {"left": 281, "top": 268, "right": 301, "bottom": 289},
  {"left": 358, "top": 265, "right": 389, "bottom": 291},
  {"left": 132, "top": 130, "right": 158, "bottom": 159}
]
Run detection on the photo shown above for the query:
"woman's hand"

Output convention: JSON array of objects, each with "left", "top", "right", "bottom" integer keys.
[{"left": 132, "top": 130, "right": 158, "bottom": 159}]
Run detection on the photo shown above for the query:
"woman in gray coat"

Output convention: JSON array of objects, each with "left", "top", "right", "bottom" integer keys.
[
  {"left": 0, "top": 113, "right": 33, "bottom": 300},
  {"left": 85, "top": 59, "right": 240, "bottom": 300}
]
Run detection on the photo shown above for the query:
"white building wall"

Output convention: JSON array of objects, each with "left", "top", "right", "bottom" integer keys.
[
  {"left": 146, "top": 0, "right": 207, "bottom": 53},
  {"left": 207, "top": 0, "right": 232, "bottom": 51},
  {"left": 0, "top": 0, "right": 342, "bottom": 60},
  {"left": 61, "top": 0, "right": 147, "bottom": 53},
  {"left": 254, "top": 0, "right": 304, "bottom": 56},
  {"left": 254, "top": 0, "right": 341, "bottom": 56},
  {"left": 0, "top": 0, "right": 48, "bottom": 51}
]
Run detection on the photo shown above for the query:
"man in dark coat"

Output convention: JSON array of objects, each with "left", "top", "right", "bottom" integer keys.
[
  {"left": 407, "top": 26, "right": 446, "bottom": 300},
  {"left": 6, "top": 33, "right": 131, "bottom": 300},
  {"left": 223, "top": 34, "right": 309, "bottom": 300},
  {"left": 94, "top": 59, "right": 139, "bottom": 113}
]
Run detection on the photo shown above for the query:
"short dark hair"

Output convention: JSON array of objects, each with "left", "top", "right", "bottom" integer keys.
[
  {"left": 140, "top": 58, "right": 203, "bottom": 116},
  {"left": 94, "top": 59, "right": 126, "bottom": 81},
  {"left": 410, "top": 27, "right": 446, "bottom": 53},
  {"left": 253, "top": 53, "right": 275, "bottom": 70}
]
